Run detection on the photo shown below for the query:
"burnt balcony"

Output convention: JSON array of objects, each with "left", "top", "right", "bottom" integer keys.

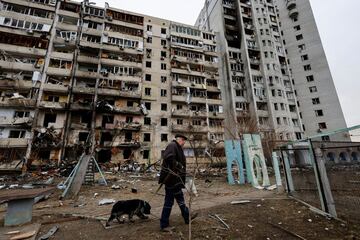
[
  {"left": 122, "top": 122, "right": 142, "bottom": 131},
  {"left": 208, "top": 111, "right": 225, "bottom": 119}
]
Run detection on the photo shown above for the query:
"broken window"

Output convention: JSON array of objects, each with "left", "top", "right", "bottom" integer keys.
[
  {"left": 145, "top": 74, "right": 151, "bottom": 81},
  {"left": 161, "top": 118, "right": 168, "bottom": 126},
  {"left": 125, "top": 132, "right": 132, "bottom": 142},
  {"left": 143, "top": 133, "right": 151, "bottom": 142},
  {"left": 78, "top": 132, "right": 89, "bottom": 142},
  {"left": 102, "top": 115, "right": 114, "bottom": 128},
  {"left": 144, "top": 102, "right": 151, "bottom": 110},
  {"left": 315, "top": 110, "right": 324, "bottom": 117},
  {"left": 161, "top": 103, "right": 167, "bottom": 111},
  {"left": 161, "top": 89, "right": 167, "bottom": 97},
  {"left": 9, "top": 130, "right": 26, "bottom": 138},
  {"left": 143, "top": 150, "right": 150, "bottom": 159},
  {"left": 43, "top": 113, "right": 57, "bottom": 127},
  {"left": 145, "top": 88, "right": 151, "bottom": 96},
  {"left": 144, "top": 117, "right": 151, "bottom": 125},
  {"left": 161, "top": 134, "right": 168, "bottom": 142},
  {"left": 318, "top": 122, "right": 327, "bottom": 129},
  {"left": 14, "top": 111, "right": 30, "bottom": 118},
  {"left": 312, "top": 98, "right": 320, "bottom": 105},
  {"left": 100, "top": 132, "right": 113, "bottom": 144}
]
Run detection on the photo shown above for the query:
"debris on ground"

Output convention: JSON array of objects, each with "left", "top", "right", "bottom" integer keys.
[
  {"left": 98, "top": 198, "right": 116, "bottom": 206},
  {"left": 38, "top": 226, "right": 59, "bottom": 240},
  {"left": 230, "top": 200, "right": 251, "bottom": 205},
  {"left": 209, "top": 214, "right": 230, "bottom": 230}
]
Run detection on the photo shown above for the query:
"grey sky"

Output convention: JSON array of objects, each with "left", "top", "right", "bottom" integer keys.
[{"left": 86, "top": 0, "right": 359, "bottom": 129}]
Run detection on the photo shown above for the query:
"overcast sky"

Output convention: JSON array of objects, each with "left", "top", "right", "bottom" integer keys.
[{"left": 86, "top": 0, "right": 359, "bottom": 129}]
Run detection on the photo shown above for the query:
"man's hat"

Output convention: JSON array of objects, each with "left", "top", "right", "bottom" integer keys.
[{"left": 175, "top": 134, "right": 188, "bottom": 140}]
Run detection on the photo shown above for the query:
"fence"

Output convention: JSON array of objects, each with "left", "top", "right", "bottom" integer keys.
[{"left": 275, "top": 125, "right": 360, "bottom": 223}]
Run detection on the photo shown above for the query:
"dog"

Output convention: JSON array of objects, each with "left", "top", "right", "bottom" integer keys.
[{"left": 106, "top": 199, "right": 151, "bottom": 226}]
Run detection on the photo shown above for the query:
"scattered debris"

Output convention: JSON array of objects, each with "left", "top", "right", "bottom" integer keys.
[
  {"left": 111, "top": 185, "right": 121, "bottom": 190},
  {"left": 268, "top": 222, "right": 307, "bottom": 240},
  {"left": 94, "top": 193, "right": 99, "bottom": 198},
  {"left": 131, "top": 188, "right": 138, "bottom": 193},
  {"left": 248, "top": 224, "right": 254, "bottom": 228},
  {"left": 230, "top": 200, "right": 251, "bottom": 205},
  {"left": 265, "top": 185, "right": 277, "bottom": 191},
  {"left": 209, "top": 214, "right": 230, "bottom": 230},
  {"left": 5, "top": 231, "right": 20, "bottom": 235},
  {"left": 10, "top": 230, "right": 37, "bottom": 240},
  {"left": 38, "top": 226, "right": 59, "bottom": 240},
  {"left": 99, "top": 199, "right": 115, "bottom": 206},
  {"left": 307, "top": 219, "right": 312, "bottom": 223}
]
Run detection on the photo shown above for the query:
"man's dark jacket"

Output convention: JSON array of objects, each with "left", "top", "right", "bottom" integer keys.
[{"left": 158, "top": 140, "right": 186, "bottom": 188}]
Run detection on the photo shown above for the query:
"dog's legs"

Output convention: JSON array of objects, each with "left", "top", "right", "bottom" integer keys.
[
  {"left": 106, "top": 214, "right": 116, "bottom": 227},
  {"left": 128, "top": 212, "right": 135, "bottom": 223},
  {"left": 116, "top": 213, "right": 125, "bottom": 224}
]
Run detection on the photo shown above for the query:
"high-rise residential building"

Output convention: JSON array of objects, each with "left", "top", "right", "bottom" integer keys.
[
  {"left": 196, "top": 0, "right": 349, "bottom": 142},
  {"left": 0, "top": 0, "right": 223, "bottom": 168},
  {"left": 0, "top": 0, "right": 349, "bottom": 170}
]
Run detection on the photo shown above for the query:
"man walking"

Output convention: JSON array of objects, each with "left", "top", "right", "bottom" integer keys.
[{"left": 158, "top": 134, "right": 195, "bottom": 231}]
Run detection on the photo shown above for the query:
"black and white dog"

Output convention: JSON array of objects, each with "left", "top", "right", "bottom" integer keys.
[{"left": 106, "top": 199, "right": 151, "bottom": 226}]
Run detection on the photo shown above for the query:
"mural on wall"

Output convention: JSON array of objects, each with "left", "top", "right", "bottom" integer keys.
[
  {"left": 225, "top": 140, "right": 245, "bottom": 185},
  {"left": 242, "top": 134, "right": 270, "bottom": 187}
]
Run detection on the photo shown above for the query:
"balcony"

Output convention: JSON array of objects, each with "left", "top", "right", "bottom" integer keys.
[
  {"left": 172, "top": 109, "right": 207, "bottom": 118},
  {"left": 0, "top": 79, "right": 33, "bottom": 90},
  {"left": 39, "top": 101, "right": 67, "bottom": 110},
  {"left": 70, "top": 102, "right": 93, "bottom": 111},
  {"left": 0, "top": 60, "right": 36, "bottom": 72},
  {"left": 122, "top": 122, "right": 142, "bottom": 131},
  {"left": 47, "top": 67, "right": 71, "bottom": 76},
  {"left": 0, "top": 43, "right": 46, "bottom": 57},
  {"left": 171, "top": 68, "right": 204, "bottom": 78},
  {"left": 43, "top": 83, "right": 69, "bottom": 93},
  {"left": 172, "top": 80, "right": 206, "bottom": 90},
  {"left": 171, "top": 56, "right": 204, "bottom": 65},
  {"left": 114, "top": 107, "right": 141, "bottom": 115},
  {"left": 0, "top": 138, "right": 29, "bottom": 148},
  {"left": 288, "top": 8, "right": 299, "bottom": 19},
  {"left": 102, "top": 140, "right": 141, "bottom": 148},
  {"left": 207, "top": 98, "right": 222, "bottom": 105},
  {"left": 97, "top": 88, "right": 141, "bottom": 98},
  {"left": 171, "top": 125, "right": 208, "bottom": 133},
  {"left": 0, "top": 117, "right": 33, "bottom": 127},
  {"left": 286, "top": 0, "right": 296, "bottom": 10},
  {"left": 0, "top": 98, "right": 36, "bottom": 108},
  {"left": 72, "top": 86, "right": 96, "bottom": 95},
  {"left": 172, "top": 95, "right": 187, "bottom": 103},
  {"left": 75, "top": 70, "right": 99, "bottom": 79},
  {"left": 208, "top": 112, "right": 225, "bottom": 119}
]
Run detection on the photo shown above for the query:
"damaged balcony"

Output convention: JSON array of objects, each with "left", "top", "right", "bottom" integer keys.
[
  {"left": 171, "top": 109, "right": 207, "bottom": 118},
  {"left": 0, "top": 78, "right": 33, "bottom": 90},
  {"left": 172, "top": 74, "right": 206, "bottom": 90},
  {"left": 0, "top": 97, "right": 36, "bottom": 108},
  {"left": 171, "top": 124, "right": 208, "bottom": 133},
  {"left": 0, "top": 116, "right": 33, "bottom": 128},
  {"left": 70, "top": 98, "right": 93, "bottom": 111},
  {"left": 0, "top": 138, "right": 29, "bottom": 148},
  {"left": 39, "top": 101, "right": 67, "bottom": 109}
]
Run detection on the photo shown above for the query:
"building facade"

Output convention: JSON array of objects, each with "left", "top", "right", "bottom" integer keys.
[
  {"left": 0, "top": 0, "right": 224, "bottom": 168},
  {"left": 196, "top": 0, "right": 348, "bottom": 141}
]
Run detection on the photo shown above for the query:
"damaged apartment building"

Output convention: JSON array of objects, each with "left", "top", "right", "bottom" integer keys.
[
  {"left": 0, "top": 0, "right": 348, "bottom": 169},
  {"left": 0, "top": 0, "right": 223, "bottom": 168},
  {"left": 196, "top": 0, "right": 349, "bottom": 141}
]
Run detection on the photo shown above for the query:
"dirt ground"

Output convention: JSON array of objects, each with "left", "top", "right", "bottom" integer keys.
[{"left": 1, "top": 172, "right": 360, "bottom": 239}]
